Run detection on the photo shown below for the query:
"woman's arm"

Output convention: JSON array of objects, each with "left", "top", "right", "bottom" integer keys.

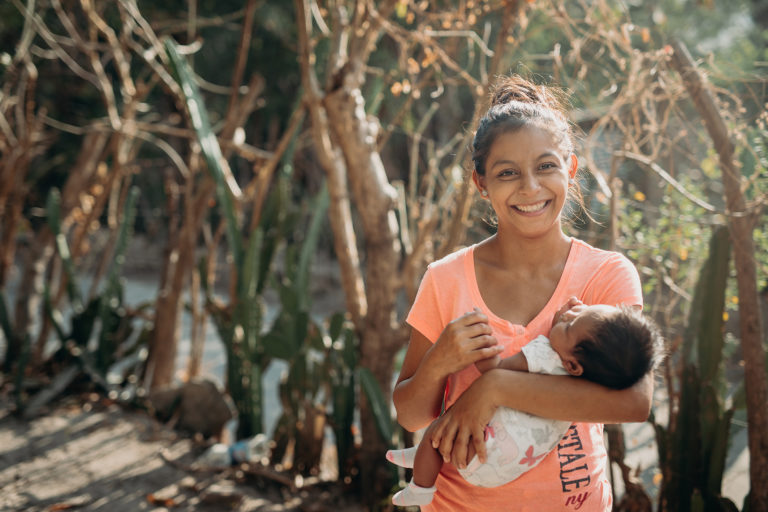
[
  {"left": 392, "top": 330, "right": 445, "bottom": 431},
  {"left": 428, "top": 369, "right": 653, "bottom": 468},
  {"left": 393, "top": 310, "right": 503, "bottom": 432}
]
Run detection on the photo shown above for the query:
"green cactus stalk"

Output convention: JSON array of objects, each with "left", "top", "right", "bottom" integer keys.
[{"left": 655, "top": 225, "right": 741, "bottom": 512}]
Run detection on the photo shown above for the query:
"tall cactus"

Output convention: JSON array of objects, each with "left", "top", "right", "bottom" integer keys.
[
  {"left": 165, "top": 38, "right": 317, "bottom": 438},
  {"left": 653, "top": 225, "right": 741, "bottom": 512},
  {"left": 166, "top": 38, "right": 265, "bottom": 438},
  {"left": 264, "top": 182, "right": 330, "bottom": 472}
]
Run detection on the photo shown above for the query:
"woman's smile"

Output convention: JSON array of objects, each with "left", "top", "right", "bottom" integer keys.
[{"left": 512, "top": 199, "right": 550, "bottom": 214}]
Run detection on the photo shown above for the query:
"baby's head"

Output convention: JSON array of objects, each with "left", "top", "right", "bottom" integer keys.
[{"left": 549, "top": 302, "right": 664, "bottom": 390}]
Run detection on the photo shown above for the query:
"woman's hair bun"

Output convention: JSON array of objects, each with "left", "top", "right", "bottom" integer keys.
[{"left": 489, "top": 75, "right": 567, "bottom": 117}]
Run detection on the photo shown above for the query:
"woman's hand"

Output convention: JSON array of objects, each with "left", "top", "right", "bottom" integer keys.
[
  {"left": 426, "top": 308, "right": 502, "bottom": 379},
  {"left": 393, "top": 309, "right": 501, "bottom": 432},
  {"left": 427, "top": 370, "right": 502, "bottom": 469}
]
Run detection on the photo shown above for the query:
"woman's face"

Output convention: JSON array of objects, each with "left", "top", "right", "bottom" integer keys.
[{"left": 475, "top": 126, "right": 572, "bottom": 240}]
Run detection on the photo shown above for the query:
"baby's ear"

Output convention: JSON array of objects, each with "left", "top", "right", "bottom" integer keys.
[{"left": 563, "top": 358, "right": 583, "bottom": 377}]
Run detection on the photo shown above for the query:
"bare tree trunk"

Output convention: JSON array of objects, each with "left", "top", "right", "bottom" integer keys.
[
  {"left": 294, "top": 0, "right": 403, "bottom": 500},
  {"left": 321, "top": 27, "right": 403, "bottom": 506},
  {"left": 295, "top": 0, "right": 367, "bottom": 329},
  {"left": 295, "top": 0, "right": 524, "bottom": 502},
  {"left": 670, "top": 40, "right": 768, "bottom": 512},
  {"left": 0, "top": 163, "right": 27, "bottom": 287},
  {"left": 147, "top": 168, "right": 212, "bottom": 389}
]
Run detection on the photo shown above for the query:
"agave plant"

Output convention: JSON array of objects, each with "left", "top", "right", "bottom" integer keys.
[{"left": 15, "top": 186, "right": 146, "bottom": 417}]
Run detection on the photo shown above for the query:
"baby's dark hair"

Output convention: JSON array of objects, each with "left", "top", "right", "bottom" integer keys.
[{"left": 573, "top": 305, "right": 664, "bottom": 390}]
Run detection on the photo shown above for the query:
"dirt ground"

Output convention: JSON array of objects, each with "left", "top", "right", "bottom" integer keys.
[{"left": 0, "top": 395, "right": 366, "bottom": 512}]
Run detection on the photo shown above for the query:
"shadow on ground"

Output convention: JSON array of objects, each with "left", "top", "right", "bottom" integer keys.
[{"left": 0, "top": 396, "right": 364, "bottom": 512}]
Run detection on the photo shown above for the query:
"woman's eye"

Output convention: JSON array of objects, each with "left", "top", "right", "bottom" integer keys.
[
  {"left": 539, "top": 162, "right": 557, "bottom": 171},
  {"left": 499, "top": 169, "right": 518, "bottom": 177}
]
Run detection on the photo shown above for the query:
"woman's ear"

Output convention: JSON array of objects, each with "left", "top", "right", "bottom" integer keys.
[
  {"left": 563, "top": 357, "right": 583, "bottom": 377},
  {"left": 568, "top": 155, "right": 578, "bottom": 179},
  {"left": 472, "top": 170, "right": 486, "bottom": 194}
]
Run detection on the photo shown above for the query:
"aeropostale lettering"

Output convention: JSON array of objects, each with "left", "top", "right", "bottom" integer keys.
[{"left": 557, "top": 425, "right": 591, "bottom": 503}]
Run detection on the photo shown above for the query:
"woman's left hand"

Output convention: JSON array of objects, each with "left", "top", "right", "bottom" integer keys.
[{"left": 427, "top": 370, "right": 501, "bottom": 469}]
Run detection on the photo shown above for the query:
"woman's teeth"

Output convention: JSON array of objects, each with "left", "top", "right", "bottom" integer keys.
[{"left": 515, "top": 200, "right": 547, "bottom": 213}]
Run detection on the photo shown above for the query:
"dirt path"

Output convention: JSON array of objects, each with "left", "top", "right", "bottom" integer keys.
[{"left": 0, "top": 396, "right": 364, "bottom": 512}]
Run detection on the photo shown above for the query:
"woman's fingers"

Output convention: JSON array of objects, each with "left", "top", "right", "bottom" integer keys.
[
  {"left": 431, "top": 309, "right": 501, "bottom": 374},
  {"left": 451, "top": 429, "right": 471, "bottom": 468},
  {"left": 471, "top": 427, "right": 488, "bottom": 464},
  {"left": 430, "top": 416, "right": 457, "bottom": 462}
]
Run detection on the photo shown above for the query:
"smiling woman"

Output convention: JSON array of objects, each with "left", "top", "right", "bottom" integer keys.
[{"left": 391, "top": 75, "right": 652, "bottom": 512}]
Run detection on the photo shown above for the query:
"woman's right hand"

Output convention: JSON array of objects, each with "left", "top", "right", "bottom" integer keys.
[
  {"left": 393, "top": 308, "right": 502, "bottom": 431},
  {"left": 426, "top": 308, "right": 502, "bottom": 379},
  {"left": 427, "top": 368, "right": 503, "bottom": 468}
]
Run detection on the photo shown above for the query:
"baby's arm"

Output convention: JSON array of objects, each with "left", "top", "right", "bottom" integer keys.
[
  {"left": 474, "top": 351, "right": 529, "bottom": 374},
  {"left": 496, "top": 352, "right": 529, "bottom": 372},
  {"left": 474, "top": 354, "right": 501, "bottom": 373}
]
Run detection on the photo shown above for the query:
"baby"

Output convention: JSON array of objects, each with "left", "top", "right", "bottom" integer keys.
[{"left": 387, "top": 298, "right": 664, "bottom": 506}]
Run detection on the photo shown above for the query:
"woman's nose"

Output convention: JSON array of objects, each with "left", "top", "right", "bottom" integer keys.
[{"left": 519, "top": 172, "right": 541, "bottom": 192}]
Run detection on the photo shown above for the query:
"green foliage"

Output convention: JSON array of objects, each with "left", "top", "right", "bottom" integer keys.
[
  {"left": 326, "top": 313, "right": 359, "bottom": 477},
  {"left": 165, "top": 39, "right": 243, "bottom": 269},
  {"left": 652, "top": 226, "right": 742, "bottom": 512},
  {"left": 358, "top": 366, "right": 394, "bottom": 445},
  {"left": 263, "top": 182, "right": 332, "bottom": 471},
  {"left": 167, "top": 36, "right": 274, "bottom": 438},
  {"left": 257, "top": 181, "right": 394, "bottom": 476},
  {"left": 46, "top": 190, "right": 83, "bottom": 314},
  {"left": 617, "top": 176, "right": 714, "bottom": 321},
  {"left": 20, "top": 185, "right": 150, "bottom": 414},
  {"left": 96, "top": 187, "right": 140, "bottom": 372}
]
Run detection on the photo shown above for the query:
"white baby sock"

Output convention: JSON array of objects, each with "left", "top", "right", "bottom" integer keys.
[
  {"left": 392, "top": 480, "right": 436, "bottom": 507},
  {"left": 386, "top": 446, "right": 419, "bottom": 468}
]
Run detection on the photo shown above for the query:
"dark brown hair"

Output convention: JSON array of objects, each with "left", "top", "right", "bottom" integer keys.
[
  {"left": 471, "top": 75, "right": 574, "bottom": 177},
  {"left": 573, "top": 305, "right": 665, "bottom": 390}
]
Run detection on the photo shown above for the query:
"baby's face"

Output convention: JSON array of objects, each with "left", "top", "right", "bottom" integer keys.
[{"left": 549, "top": 303, "right": 619, "bottom": 362}]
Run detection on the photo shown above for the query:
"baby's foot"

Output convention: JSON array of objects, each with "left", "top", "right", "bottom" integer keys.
[
  {"left": 386, "top": 446, "right": 418, "bottom": 468},
  {"left": 392, "top": 480, "right": 436, "bottom": 507}
]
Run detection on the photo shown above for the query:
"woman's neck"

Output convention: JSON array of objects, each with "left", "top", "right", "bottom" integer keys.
[{"left": 481, "top": 227, "right": 572, "bottom": 273}]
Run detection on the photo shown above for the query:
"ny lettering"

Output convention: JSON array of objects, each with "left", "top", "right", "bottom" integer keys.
[{"left": 565, "top": 491, "right": 590, "bottom": 510}]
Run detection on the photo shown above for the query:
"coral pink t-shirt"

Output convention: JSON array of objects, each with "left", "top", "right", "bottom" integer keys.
[{"left": 406, "top": 238, "right": 643, "bottom": 512}]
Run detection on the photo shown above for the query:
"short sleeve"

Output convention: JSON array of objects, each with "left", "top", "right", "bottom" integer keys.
[
  {"left": 582, "top": 253, "right": 643, "bottom": 308},
  {"left": 406, "top": 265, "right": 444, "bottom": 343},
  {"left": 521, "top": 336, "right": 569, "bottom": 376}
]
